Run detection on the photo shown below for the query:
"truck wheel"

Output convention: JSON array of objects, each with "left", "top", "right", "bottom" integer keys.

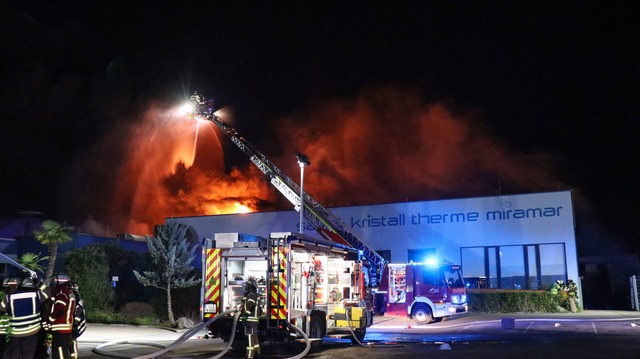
[
  {"left": 351, "top": 328, "right": 366, "bottom": 344},
  {"left": 412, "top": 304, "right": 433, "bottom": 325},
  {"left": 308, "top": 315, "right": 324, "bottom": 352}
]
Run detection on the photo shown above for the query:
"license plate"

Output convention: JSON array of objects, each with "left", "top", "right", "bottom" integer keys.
[{"left": 204, "top": 303, "right": 217, "bottom": 313}]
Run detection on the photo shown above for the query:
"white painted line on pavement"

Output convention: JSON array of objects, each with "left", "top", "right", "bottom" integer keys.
[{"left": 524, "top": 321, "right": 535, "bottom": 334}]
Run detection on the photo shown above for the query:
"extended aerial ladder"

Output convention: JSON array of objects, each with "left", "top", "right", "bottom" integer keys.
[{"left": 188, "top": 93, "right": 386, "bottom": 286}]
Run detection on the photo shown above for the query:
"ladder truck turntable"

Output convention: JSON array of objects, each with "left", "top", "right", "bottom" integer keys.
[{"left": 188, "top": 94, "right": 467, "bottom": 348}]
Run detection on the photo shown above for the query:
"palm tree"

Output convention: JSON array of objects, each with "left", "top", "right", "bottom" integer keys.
[
  {"left": 33, "top": 220, "right": 73, "bottom": 285},
  {"left": 17, "top": 252, "right": 49, "bottom": 275}
]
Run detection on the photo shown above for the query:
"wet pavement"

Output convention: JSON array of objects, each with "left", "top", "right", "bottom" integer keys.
[{"left": 78, "top": 310, "right": 640, "bottom": 358}]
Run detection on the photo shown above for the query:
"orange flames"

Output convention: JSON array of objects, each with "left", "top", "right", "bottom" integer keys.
[
  {"left": 81, "top": 102, "right": 277, "bottom": 236},
  {"left": 80, "top": 87, "right": 565, "bottom": 237}
]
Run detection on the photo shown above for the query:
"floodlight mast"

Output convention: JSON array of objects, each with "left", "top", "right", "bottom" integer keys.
[{"left": 187, "top": 93, "right": 386, "bottom": 286}]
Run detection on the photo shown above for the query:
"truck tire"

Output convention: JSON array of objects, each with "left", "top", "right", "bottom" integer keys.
[
  {"left": 308, "top": 315, "right": 325, "bottom": 352},
  {"left": 351, "top": 328, "right": 366, "bottom": 343},
  {"left": 412, "top": 304, "right": 433, "bottom": 325},
  {"left": 309, "top": 315, "right": 325, "bottom": 338}
]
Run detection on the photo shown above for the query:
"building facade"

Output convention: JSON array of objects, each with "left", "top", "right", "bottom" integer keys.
[{"left": 173, "top": 190, "right": 578, "bottom": 296}]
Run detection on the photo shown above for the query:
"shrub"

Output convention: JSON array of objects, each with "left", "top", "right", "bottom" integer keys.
[
  {"left": 86, "top": 310, "right": 125, "bottom": 324},
  {"left": 171, "top": 285, "right": 201, "bottom": 322},
  {"left": 89, "top": 301, "right": 159, "bottom": 326},
  {"left": 133, "top": 316, "right": 160, "bottom": 326},
  {"left": 87, "top": 308, "right": 160, "bottom": 326},
  {"left": 64, "top": 245, "right": 115, "bottom": 312},
  {"left": 120, "top": 302, "right": 155, "bottom": 321},
  {"left": 468, "top": 289, "right": 560, "bottom": 312}
]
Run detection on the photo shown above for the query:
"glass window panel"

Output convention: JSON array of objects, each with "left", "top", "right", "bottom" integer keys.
[
  {"left": 499, "top": 246, "right": 526, "bottom": 290},
  {"left": 527, "top": 245, "right": 539, "bottom": 289},
  {"left": 461, "top": 247, "right": 486, "bottom": 288},
  {"left": 461, "top": 247, "right": 485, "bottom": 277},
  {"left": 488, "top": 247, "right": 498, "bottom": 288},
  {"left": 539, "top": 243, "right": 567, "bottom": 289}
]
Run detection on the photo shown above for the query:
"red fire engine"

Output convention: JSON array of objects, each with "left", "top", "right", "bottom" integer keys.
[{"left": 377, "top": 261, "right": 468, "bottom": 324}]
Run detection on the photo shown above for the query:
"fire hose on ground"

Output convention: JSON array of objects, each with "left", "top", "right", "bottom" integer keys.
[
  {"left": 92, "top": 309, "right": 240, "bottom": 359},
  {"left": 92, "top": 309, "right": 312, "bottom": 359},
  {"left": 345, "top": 308, "right": 404, "bottom": 348}
]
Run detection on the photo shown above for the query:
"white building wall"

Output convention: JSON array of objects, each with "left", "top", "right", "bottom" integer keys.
[{"left": 172, "top": 190, "right": 578, "bottom": 293}]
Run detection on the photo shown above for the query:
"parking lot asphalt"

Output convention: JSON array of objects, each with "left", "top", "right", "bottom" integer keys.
[
  {"left": 78, "top": 310, "right": 640, "bottom": 359},
  {"left": 79, "top": 309, "right": 640, "bottom": 344},
  {"left": 372, "top": 309, "right": 640, "bottom": 328}
]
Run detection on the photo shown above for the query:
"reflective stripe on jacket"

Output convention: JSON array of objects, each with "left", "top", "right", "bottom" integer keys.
[
  {"left": 48, "top": 286, "right": 76, "bottom": 333},
  {"left": 0, "top": 314, "right": 10, "bottom": 335},
  {"left": 5, "top": 290, "right": 43, "bottom": 337}
]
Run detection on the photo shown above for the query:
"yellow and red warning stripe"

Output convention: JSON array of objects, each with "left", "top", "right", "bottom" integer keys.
[
  {"left": 203, "top": 248, "right": 221, "bottom": 318},
  {"left": 270, "top": 244, "right": 288, "bottom": 320}
]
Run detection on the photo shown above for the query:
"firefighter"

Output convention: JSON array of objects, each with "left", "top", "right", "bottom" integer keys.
[
  {"left": 0, "top": 278, "right": 20, "bottom": 359},
  {"left": 47, "top": 274, "right": 76, "bottom": 359},
  {"left": 1, "top": 277, "right": 46, "bottom": 359},
  {"left": 241, "top": 278, "right": 261, "bottom": 359},
  {"left": 68, "top": 282, "right": 86, "bottom": 359}
]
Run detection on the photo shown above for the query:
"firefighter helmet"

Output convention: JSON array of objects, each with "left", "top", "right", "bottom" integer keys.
[
  {"left": 245, "top": 277, "right": 258, "bottom": 293},
  {"left": 2, "top": 277, "right": 19, "bottom": 287},
  {"left": 20, "top": 277, "right": 35, "bottom": 288},
  {"left": 52, "top": 273, "right": 71, "bottom": 284}
]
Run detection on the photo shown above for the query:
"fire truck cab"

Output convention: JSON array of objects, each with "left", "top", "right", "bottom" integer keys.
[
  {"left": 201, "top": 232, "right": 374, "bottom": 348},
  {"left": 377, "top": 262, "right": 468, "bottom": 324}
]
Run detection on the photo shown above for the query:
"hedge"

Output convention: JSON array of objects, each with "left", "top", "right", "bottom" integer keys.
[{"left": 467, "top": 289, "right": 561, "bottom": 313}]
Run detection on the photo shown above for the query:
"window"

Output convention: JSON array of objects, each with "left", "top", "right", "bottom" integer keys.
[
  {"left": 461, "top": 243, "right": 566, "bottom": 290},
  {"left": 500, "top": 246, "right": 526, "bottom": 290},
  {"left": 539, "top": 244, "right": 567, "bottom": 289},
  {"left": 421, "top": 267, "right": 441, "bottom": 286},
  {"left": 460, "top": 247, "right": 487, "bottom": 288},
  {"left": 526, "top": 245, "right": 540, "bottom": 289}
]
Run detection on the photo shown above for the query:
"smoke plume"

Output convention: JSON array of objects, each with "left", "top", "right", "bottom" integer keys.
[
  {"left": 78, "top": 86, "right": 568, "bottom": 237},
  {"left": 273, "top": 86, "right": 565, "bottom": 207}
]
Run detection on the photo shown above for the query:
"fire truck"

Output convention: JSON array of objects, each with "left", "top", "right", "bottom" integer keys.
[
  {"left": 377, "top": 262, "right": 468, "bottom": 324},
  {"left": 188, "top": 93, "right": 467, "bottom": 333},
  {"left": 201, "top": 232, "right": 373, "bottom": 347},
  {"left": 187, "top": 93, "right": 386, "bottom": 287}
]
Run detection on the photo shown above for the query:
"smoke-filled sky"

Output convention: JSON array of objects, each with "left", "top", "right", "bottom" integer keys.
[{"left": 1, "top": 2, "right": 638, "bottom": 254}]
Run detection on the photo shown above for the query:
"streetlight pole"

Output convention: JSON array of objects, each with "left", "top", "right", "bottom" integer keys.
[{"left": 296, "top": 153, "right": 310, "bottom": 234}]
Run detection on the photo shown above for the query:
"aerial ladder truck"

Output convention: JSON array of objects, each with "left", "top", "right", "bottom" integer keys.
[
  {"left": 188, "top": 94, "right": 386, "bottom": 286},
  {"left": 188, "top": 94, "right": 386, "bottom": 348}
]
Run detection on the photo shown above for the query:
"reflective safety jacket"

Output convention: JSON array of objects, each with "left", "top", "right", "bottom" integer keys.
[
  {"left": 242, "top": 291, "right": 260, "bottom": 323},
  {"left": 48, "top": 284, "right": 76, "bottom": 333},
  {"left": 72, "top": 292, "right": 86, "bottom": 338},
  {"left": 3, "top": 289, "right": 44, "bottom": 337},
  {"left": 0, "top": 312, "right": 9, "bottom": 335}
]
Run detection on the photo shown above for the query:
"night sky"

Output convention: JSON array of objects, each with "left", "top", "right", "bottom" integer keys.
[{"left": 1, "top": 2, "right": 638, "bottom": 254}]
